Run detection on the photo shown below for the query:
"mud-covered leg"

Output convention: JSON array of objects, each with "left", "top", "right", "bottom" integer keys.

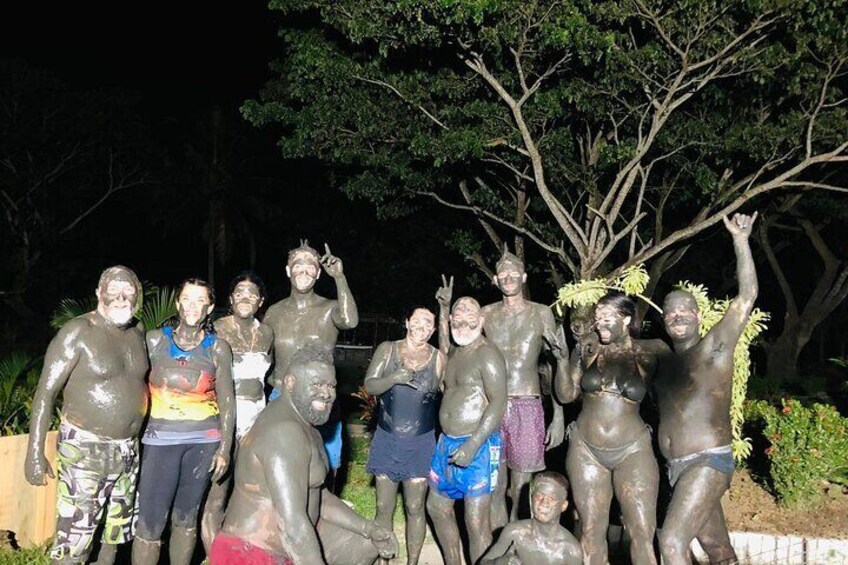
[
  {"left": 131, "top": 537, "right": 161, "bottom": 565},
  {"left": 490, "top": 460, "right": 509, "bottom": 530},
  {"left": 169, "top": 526, "right": 197, "bottom": 565},
  {"left": 695, "top": 496, "right": 736, "bottom": 564},
  {"left": 465, "top": 494, "right": 493, "bottom": 564},
  {"left": 402, "top": 478, "right": 428, "bottom": 565},
  {"left": 508, "top": 470, "right": 532, "bottom": 522},
  {"left": 426, "top": 490, "right": 462, "bottom": 565},
  {"left": 659, "top": 466, "right": 733, "bottom": 565},
  {"left": 566, "top": 438, "right": 613, "bottom": 565},
  {"left": 612, "top": 447, "right": 658, "bottom": 565},
  {"left": 200, "top": 474, "right": 229, "bottom": 555},
  {"left": 374, "top": 475, "right": 400, "bottom": 565},
  {"left": 317, "top": 519, "right": 381, "bottom": 565},
  {"left": 91, "top": 542, "right": 118, "bottom": 565}
]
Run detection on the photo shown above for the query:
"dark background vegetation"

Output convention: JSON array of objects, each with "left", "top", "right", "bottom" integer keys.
[{"left": 1, "top": 1, "right": 847, "bottom": 402}]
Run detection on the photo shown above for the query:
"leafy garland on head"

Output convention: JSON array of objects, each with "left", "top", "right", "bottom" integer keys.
[
  {"left": 676, "top": 282, "right": 770, "bottom": 462},
  {"left": 553, "top": 267, "right": 769, "bottom": 463},
  {"left": 553, "top": 265, "right": 659, "bottom": 314}
]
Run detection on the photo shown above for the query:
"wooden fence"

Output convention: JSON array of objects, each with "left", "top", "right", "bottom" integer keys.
[{"left": 0, "top": 431, "right": 58, "bottom": 547}]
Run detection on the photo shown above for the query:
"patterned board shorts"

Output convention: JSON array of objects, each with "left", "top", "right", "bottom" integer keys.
[
  {"left": 500, "top": 396, "right": 546, "bottom": 473},
  {"left": 49, "top": 421, "right": 139, "bottom": 562}
]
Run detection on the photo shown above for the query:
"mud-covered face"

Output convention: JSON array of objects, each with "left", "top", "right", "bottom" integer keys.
[
  {"left": 288, "top": 362, "right": 336, "bottom": 426},
  {"left": 286, "top": 252, "right": 321, "bottom": 293},
  {"left": 662, "top": 296, "right": 701, "bottom": 342},
  {"left": 493, "top": 261, "right": 526, "bottom": 297},
  {"left": 230, "top": 281, "right": 263, "bottom": 320},
  {"left": 97, "top": 277, "right": 139, "bottom": 326},
  {"left": 177, "top": 284, "right": 213, "bottom": 327},
  {"left": 406, "top": 309, "right": 435, "bottom": 346},
  {"left": 450, "top": 300, "right": 483, "bottom": 346},
  {"left": 594, "top": 305, "right": 630, "bottom": 345},
  {"left": 531, "top": 480, "right": 567, "bottom": 524}
]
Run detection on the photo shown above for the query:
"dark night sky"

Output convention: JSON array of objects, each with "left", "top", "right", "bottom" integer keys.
[{"left": 0, "top": 3, "right": 475, "bottom": 326}]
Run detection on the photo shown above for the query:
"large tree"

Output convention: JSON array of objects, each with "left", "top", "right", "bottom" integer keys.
[{"left": 244, "top": 0, "right": 848, "bottom": 291}]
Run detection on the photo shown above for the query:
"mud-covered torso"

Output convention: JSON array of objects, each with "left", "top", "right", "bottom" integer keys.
[
  {"left": 61, "top": 315, "right": 149, "bottom": 439},
  {"left": 143, "top": 326, "right": 220, "bottom": 445},
  {"left": 440, "top": 340, "right": 500, "bottom": 437},
  {"left": 377, "top": 342, "right": 439, "bottom": 437},
  {"left": 266, "top": 296, "right": 338, "bottom": 386},
  {"left": 482, "top": 302, "right": 549, "bottom": 397},
  {"left": 511, "top": 523, "right": 583, "bottom": 565},
  {"left": 221, "top": 407, "right": 328, "bottom": 553},
  {"left": 654, "top": 338, "right": 734, "bottom": 459},
  {"left": 577, "top": 341, "right": 651, "bottom": 448},
  {"left": 215, "top": 317, "right": 273, "bottom": 400}
]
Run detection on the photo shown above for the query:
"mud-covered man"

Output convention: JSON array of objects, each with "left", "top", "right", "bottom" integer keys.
[
  {"left": 427, "top": 297, "right": 507, "bottom": 565},
  {"left": 264, "top": 241, "right": 358, "bottom": 475},
  {"left": 211, "top": 345, "right": 397, "bottom": 565},
  {"left": 655, "top": 212, "right": 759, "bottom": 565},
  {"left": 481, "top": 472, "right": 582, "bottom": 565},
  {"left": 481, "top": 249, "right": 566, "bottom": 526},
  {"left": 26, "top": 266, "right": 148, "bottom": 564}
]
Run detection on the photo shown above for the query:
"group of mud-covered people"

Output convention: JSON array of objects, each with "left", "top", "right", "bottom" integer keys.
[{"left": 24, "top": 211, "right": 758, "bottom": 565}]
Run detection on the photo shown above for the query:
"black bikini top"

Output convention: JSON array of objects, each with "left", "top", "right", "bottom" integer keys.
[{"left": 581, "top": 346, "right": 648, "bottom": 403}]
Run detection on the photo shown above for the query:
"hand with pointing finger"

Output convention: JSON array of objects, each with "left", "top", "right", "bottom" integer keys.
[{"left": 321, "top": 243, "right": 345, "bottom": 278}]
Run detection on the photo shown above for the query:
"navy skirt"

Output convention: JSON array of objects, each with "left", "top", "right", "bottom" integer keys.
[{"left": 366, "top": 426, "right": 436, "bottom": 482}]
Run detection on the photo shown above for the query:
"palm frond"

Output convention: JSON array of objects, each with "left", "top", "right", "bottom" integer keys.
[{"left": 50, "top": 297, "right": 97, "bottom": 330}]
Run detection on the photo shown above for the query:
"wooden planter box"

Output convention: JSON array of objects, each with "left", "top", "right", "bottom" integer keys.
[{"left": 0, "top": 431, "right": 58, "bottom": 547}]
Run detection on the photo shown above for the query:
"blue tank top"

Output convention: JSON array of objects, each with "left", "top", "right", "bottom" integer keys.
[{"left": 377, "top": 343, "right": 439, "bottom": 437}]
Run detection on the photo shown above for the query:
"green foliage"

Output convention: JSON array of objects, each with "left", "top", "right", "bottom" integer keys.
[
  {"left": 554, "top": 264, "right": 659, "bottom": 314},
  {"left": 137, "top": 285, "right": 177, "bottom": 331},
  {"left": 49, "top": 285, "right": 177, "bottom": 332},
  {"left": 0, "top": 352, "right": 54, "bottom": 436},
  {"left": 0, "top": 545, "right": 50, "bottom": 565},
  {"left": 676, "top": 282, "right": 769, "bottom": 461},
  {"left": 747, "top": 399, "right": 848, "bottom": 508},
  {"left": 246, "top": 0, "right": 848, "bottom": 280},
  {"left": 49, "top": 297, "right": 98, "bottom": 330}
]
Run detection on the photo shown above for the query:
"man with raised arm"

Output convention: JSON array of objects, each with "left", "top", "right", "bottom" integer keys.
[
  {"left": 427, "top": 297, "right": 507, "bottom": 565},
  {"left": 655, "top": 212, "right": 759, "bottom": 565},
  {"left": 481, "top": 249, "right": 567, "bottom": 526},
  {"left": 26, "top": 266, "right": 148, "bottom": 565},
  {"left": 264, "top": 240, "right": 358, "bottom": 476},
  {"left": 211, "top": 345, "right": 397, "bottom": 565}
]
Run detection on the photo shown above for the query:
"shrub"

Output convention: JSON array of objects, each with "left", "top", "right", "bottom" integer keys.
[{"left": 747, "top": 398, "right": 848, "bottom": 508}]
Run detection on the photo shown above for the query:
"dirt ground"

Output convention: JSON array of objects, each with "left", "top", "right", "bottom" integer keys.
[{"left": 723, "top": 468, "right": 848, "bottom": 538}]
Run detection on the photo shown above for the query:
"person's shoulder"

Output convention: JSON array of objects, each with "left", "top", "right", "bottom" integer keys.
[
  {"left": 481, "top": 302, "right": 501, "bottom": 317},
  {"left": 53, "top": 314, "right": 95, "bottom": 344},
  {"left": 635, "top": 338, "right": 671, "bottom": 355},
  {"left": 253, "top": 410, "right": 310, "bottom": 449},
  {"left": 146, "top": 327, "right": 166, "bottom": 348},
  {"left": 213, "top": 316, "right": 232, "bottom": 334},
  {"left": 263, "top": 300, "right": 288, "bottom": 319}
]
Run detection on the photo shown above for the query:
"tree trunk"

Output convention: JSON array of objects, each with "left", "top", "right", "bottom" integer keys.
[{"left": 765, "top": 320, "right": 812, "bottom": 382}]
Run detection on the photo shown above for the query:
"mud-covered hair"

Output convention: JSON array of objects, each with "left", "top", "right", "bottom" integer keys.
[
  {"left": 532, "top": 471, "right": 570, "bottom": 496},
  {"left": 98, "top": 266, "right": 142, "bottom": 306},
  {"left": 451, "top": 296, "right": 481, "bottom": 314},
  {"left": 596, "top": 291, "right": 640, "bottom": 337},
  {"left": 289, "top": 343, "right": 334, "bottom": 372},
  {"left": 495, "top": 245, "right": 524, "bottom": 273},
  {"left": 287, "top": 239, "right": 321, "bottom": 266},
  {"left": 228, "top": 270, "right": 267, "bottom": 303},
  {"left": 402, "top": 305, "right": 435, "bottom": 323}
]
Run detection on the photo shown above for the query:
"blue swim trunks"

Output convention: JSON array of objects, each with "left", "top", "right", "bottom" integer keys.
[{"left": 428, "top": 432, "right": 501, "bottom": 500}]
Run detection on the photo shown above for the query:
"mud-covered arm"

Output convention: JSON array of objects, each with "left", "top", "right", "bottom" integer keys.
[
  {"left": 364, "top": 342, "right": 410, "bottom": 396},
  {"left": 480, "top": 523, "right": 519, "bottom": 564},
  {"left": 262, "top": 305, "right": 282, "bottom": 388},
  {"left": 705, "top": 213, "right": 759, "bottom": 351},
  {"left": 212, "top": 338, "right": 235, "bottom": 481},
  {"left": 323, "top": 245, "right": 358, "bottom": 330},
  {"left": 450, "top": 346, "right": 507, "bottom": 466},
  {"left": 25, "top": 320, "right": 84, "bottom": 485},
  {"left": 541, "top": 308, "right": 566, "bottom": 448},
  {"left": 320, "top": 490, "right": 398, "bottom": 558},
  {"left": 436, "top": 275, "right": 453, "bottom": 356},
  {"left": 264, "top": 424, "right": 326, "bottom": 565},
  {"left": 555, "top": 348, "right": 583, "bottom": 404}
]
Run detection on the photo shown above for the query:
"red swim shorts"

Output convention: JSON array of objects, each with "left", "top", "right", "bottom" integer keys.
[{"left": 210, "top": 534, "right": 293, "bottom": 565}]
